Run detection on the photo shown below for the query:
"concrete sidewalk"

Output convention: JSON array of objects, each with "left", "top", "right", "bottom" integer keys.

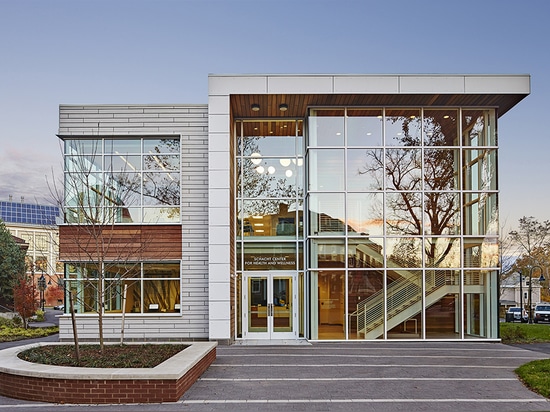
[
  {"left": 0, "top": 341, "right": 549, "bottom": 411},
  {"left": 181, "top": 341, "right": 550, "bottom": 412}
]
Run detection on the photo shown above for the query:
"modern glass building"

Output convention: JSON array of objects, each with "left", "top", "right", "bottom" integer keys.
[{"left": 57, "top": 74, "right": 530, "bottom": 343}]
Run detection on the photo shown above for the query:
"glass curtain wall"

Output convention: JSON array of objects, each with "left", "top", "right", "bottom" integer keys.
[
  {"left": 235, "top": 120, "right": 305, "bottom": 338},
  {"left": 64, "top": 138, "right": 181, "bottom": 224},
  {"left": 307, "top": 107, "right": 498, "bottom": 340}
]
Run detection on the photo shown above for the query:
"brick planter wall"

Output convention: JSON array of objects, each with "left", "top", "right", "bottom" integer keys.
[{"left": 0, "top": 344, "right": 216, "bottom": 404}]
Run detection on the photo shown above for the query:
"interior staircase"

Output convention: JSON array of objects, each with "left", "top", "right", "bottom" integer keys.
[{"left": 349, "top": 242, "right": 458, "bottom": 339}]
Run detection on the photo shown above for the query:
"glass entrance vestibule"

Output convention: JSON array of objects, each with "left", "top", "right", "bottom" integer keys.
[{"left": 234, "top": 108, "right": 499, "bottom": 341}]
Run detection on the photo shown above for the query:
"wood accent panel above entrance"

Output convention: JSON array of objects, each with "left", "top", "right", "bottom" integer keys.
[
  {"left": 59, "top": 225, "right": 182, "bottom": 261},
  {"left": 231, "top": 93, "right": 527, "bottom": 120}
]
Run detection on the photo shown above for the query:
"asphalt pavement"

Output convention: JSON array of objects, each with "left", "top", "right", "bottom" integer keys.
[{"left": 1, "top": 334, "right": 550, "bottom": 412}]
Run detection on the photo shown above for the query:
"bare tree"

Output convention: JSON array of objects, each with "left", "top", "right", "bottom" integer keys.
[
  {"left": 360, "top": 114, "right": 460, "bottom": 266},
  {"left": 48, "top": 139, "right": 176, "bottom": 352},
  {"left": 509, "top": 216, "right": 550, "bottom": 262},
  {"left": 508, "top": 216, "right": 550, "bottom": 311}
]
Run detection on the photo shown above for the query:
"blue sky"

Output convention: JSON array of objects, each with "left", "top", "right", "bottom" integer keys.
[{"left": 0, "top": 0, "right": 549, "bottom": 230}]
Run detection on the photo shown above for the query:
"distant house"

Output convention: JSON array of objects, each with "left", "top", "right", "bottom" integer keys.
[{"left": 500, "top": 272, "right": 542, "bottom": 309}]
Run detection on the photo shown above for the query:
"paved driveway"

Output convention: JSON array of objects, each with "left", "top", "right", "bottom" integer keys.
[{"left": 0, "top": 341, "right": 549, "bottom": 411}]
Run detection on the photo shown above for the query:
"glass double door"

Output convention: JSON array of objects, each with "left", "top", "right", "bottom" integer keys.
[{"left": 242, "top": 272, "right": 297, "bottom": 339}]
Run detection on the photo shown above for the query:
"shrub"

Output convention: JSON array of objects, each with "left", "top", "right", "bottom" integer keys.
[
  {"left": 11, "top": 315, "right": 22, "bottom": 327},
  {"left": 35, "top": 310, "right": 45, "bottom": 322},
  {"left": 0, "top": 315, "right": 22, "bottom": 328}
]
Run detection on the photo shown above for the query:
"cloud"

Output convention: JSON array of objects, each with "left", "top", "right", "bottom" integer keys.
[{"left": 0, "top": 145, "right": 62, "bottom": 205}]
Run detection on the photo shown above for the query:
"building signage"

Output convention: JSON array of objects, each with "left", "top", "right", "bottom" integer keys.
[{"left": 244, "top": 254, "right": 296, "bottom": 270}]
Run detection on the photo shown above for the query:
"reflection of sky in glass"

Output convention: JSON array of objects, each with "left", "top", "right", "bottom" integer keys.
[
  {"left": 308, "top": 149, "right": 344, "bottom": 191},
  {"left": 347, "top": 193, "right": 383, "bottom": 235},
  {"left": 308, "top": 116, "right": 344, "bottom": 147},
  {"left": 241, "top": 135, "right": 297, "bottom": 157},
  {"left": 105, "top": 139, "right": 141, "bottom": 153},
  {"left": 347, "top": 115, "right": 383, "bottom": 146},
  {"left": 347, "top": 149, "right": 383, "bottom": 191}
]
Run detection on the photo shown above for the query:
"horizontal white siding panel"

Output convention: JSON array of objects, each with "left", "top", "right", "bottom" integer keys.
[{"left": 58, "top": 104, "right": 210, "bottom": 342}]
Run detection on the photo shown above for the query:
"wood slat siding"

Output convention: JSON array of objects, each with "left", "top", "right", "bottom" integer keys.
[
  {"left": 59, "top": 225, "right": 182, "bottom": 261},
  {"left": 229, "top": 93, "right": 524, "bottom": 120},
  {"left": 58, "top": 104, "right": 210, "bottom": 341}
]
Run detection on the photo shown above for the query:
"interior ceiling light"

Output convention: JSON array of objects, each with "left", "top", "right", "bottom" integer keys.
[
  {"left": 267, "top": 166, "right": 276, "bottom": 174},
  {"left": 256, "top": 166, "right": 265, "bottom": 174},
  {"left": 280, "top": 158, "right": 291, "bottom": 167},
  {"left": 250, "top": 152, "right": 262, "bottom": 165},
  {"left": 285, "top": 170, "right": 293, "bottom": 178},
  {"left": 279, "top": 103, "right": 288, "bottom": 111},
  {"left": 251, "top": 104, "right": 260, "bottom": 111}
]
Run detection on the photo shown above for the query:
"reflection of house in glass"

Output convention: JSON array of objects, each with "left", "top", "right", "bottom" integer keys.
[{"left": 57, "top": 74, "right": 529, "bottom": 343}]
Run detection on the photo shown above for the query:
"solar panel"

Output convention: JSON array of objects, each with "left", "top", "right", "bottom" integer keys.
[{"left": 0, "top": 201, "right": 60, "bottom": 225}]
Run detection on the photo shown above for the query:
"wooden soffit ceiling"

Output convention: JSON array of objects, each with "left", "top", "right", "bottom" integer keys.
[{"left": 230, "top": 93, "right": 528, "bottom": 119}]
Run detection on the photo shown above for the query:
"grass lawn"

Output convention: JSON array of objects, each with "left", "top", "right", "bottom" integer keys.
[
  {"left": 500, "top": 322, "right": 550, "bottom": 344},
  {"left": 501, "top": 322, "right": 550, "bottom": 398},
  {"left": 516, "top": 359, "right": 550, "bottom": 398}
]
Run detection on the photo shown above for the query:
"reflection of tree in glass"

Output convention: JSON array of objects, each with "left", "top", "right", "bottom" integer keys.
[
  {"left": 238, "top": 136, "right": 302, "bottom": 217},
  {"left": 125, "top": 139, "right": 180, "bottom": 206},
  {"left": 360, "top": 116, "right": 459, "bottom": 267}
]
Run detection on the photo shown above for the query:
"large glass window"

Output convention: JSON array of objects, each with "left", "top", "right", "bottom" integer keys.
[
  {"left": 347, "top": 149, "right": 384, "bottom": 191},
  {"left": 346, "top": 109, "right": 383, "bottom": 147},
  {"left": 308, "top": 149, "right": 345, "bottom": 191},
  {"left": 64, "top": 138, "right": 181, "bottom": 224},
  {"left": 462, "top": 110, "right": 496, "bottom": 147},
  {"left": 308, "top": 109, "right": 345, "bottom": 147},
  {"left": 304, "top": 106, "right": 498, "bottom": 341},
  {"left": 235, "top": 120, "right": 305, "bottom": 340},
  {"left": 236, "top": 120, "right": 304, "bottom": 240},
  {"left": 66, "top": 262, "right": 180, "bottom": 314},
  {"left": 385, "top": 109, "right": 421, "bottom": 146}
]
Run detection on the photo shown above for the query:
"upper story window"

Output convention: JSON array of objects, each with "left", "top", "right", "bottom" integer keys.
[{"left": 64, "top": 138, "right": 180, "bottom": 224}]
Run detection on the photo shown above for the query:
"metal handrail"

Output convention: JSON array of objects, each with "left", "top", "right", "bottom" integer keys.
[{"left": 355, "top": 271, "right": 453, "bottom": 337}]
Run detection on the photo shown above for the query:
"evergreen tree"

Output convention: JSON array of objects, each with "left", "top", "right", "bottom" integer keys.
[{"left": 0, "top": 219, "right": 27, "bottom": 308}]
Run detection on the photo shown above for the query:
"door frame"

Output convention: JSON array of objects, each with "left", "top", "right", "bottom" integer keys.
[{"left": 242, "top": 271, "right": 298, "bottom": 340}]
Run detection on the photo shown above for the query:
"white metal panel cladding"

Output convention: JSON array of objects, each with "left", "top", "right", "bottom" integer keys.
[{"left": 58, "top": 104, "right": 210, "bottom": 341}]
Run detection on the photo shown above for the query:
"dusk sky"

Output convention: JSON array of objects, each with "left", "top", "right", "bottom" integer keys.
[{"left": 1, "top": 0, "right": 549, "bottom": 232}]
